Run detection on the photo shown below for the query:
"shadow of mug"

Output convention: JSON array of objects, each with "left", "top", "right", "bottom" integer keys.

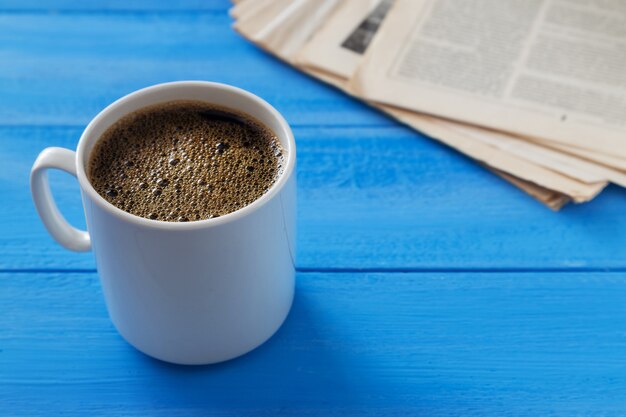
[{"left": 132, "top": 284, "right": 370, "bottom": 415}]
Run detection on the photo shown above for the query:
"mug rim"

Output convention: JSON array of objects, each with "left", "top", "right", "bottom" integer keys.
[{"left": 75, "top": 81, "right": 296, "bottom": 230}]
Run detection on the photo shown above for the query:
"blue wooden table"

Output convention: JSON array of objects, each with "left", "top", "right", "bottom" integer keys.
[{"left": 3, "top": 1, "right": 626, "bottom": 415}]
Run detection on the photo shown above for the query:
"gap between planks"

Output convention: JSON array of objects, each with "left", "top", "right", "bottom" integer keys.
[
  {"left": 0, "top": 9, "right": 228, "bottom": 16},
  {"left": 0, "top": 123, "right": 398, "bottom": 130},
  {"left": 0, "top": 267, "right": 624, "bottom": 275}
]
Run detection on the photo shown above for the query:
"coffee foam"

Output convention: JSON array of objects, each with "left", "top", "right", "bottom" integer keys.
[{"left": 88, "top": 100, "right": 284, "bottom": 222}]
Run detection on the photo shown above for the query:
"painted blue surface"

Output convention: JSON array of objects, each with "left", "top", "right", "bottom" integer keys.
[
  {"left": 3, "top": 272, "right": 626, "bottom": 416},
  {"left": 2, "top": 1, "right": 626, "bottom": 415}
]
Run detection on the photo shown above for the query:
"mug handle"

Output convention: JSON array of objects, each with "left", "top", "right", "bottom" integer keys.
[{"left": 30, "top": 147, "right": 91, "bottom": 252}]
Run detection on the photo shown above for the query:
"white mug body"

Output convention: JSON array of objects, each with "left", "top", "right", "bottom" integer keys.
[{"left": 31, "top": 82, "right": 297, "bottom": 365}]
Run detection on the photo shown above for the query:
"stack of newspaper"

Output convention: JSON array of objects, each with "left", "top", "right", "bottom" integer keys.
[{"left": 231, "top": 0, "right": 626, "bottom": 209}]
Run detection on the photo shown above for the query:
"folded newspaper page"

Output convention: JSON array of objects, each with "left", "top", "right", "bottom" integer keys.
[
  {"left": 294, "top": 0, "right": 613, "bottom": 199},
  {"left": 298, "top": 65, "right": 600, "bottom": 204},
  {"left": 298, "top": 0, "right": 395, "bottom": 79},
  {"left": 234, "top": 0, "right": 341, "bottom": 62},
  {"left": 305, "top": 0, "right": 626, "bottom": 191},
  {"left": 299, "top": 65, "right": 604, "bottom": 202},
  {"left": 524, "top": 138, "right": 626, "bottom": 172},
  {"left": 489, "top": 168, "right": 569, "bottom": 211},
  {"left": 350, "top": 0, "right": 626, "bottom": 158},
  {"left": 232, "top": 0, "right": 624, "bottom": 208},
  {"left": 232, "top": 0, "right": 609, "bottom": 205},
  {"left": 231, "top": 0, "right": 584, "bottom": 206},
  {"left": 299, "top": 0, "right": 626, "bottom": 170},
  {"left": 232, "top": 0, "right": 292, "bottom": 34},
  {"left": 385, "top": 108, "right": 606, "bottom": 201},
  {"left": 230, "top": 0, "right": 266, "bottom": 20}
]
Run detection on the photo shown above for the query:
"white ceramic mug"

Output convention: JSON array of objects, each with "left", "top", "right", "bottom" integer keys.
[{"left": 30, "top": 81, "right": 297, "bottom": 365}]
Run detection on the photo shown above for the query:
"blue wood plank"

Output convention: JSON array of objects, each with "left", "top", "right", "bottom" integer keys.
[
  {"left": 3, "top": 125, "right": 626, "bottom": 270},
  {"left": 0, "top": 11, "right": 392, "bottom": 128},
  {"left": 2, "top": 271, "right": 626, "bottom": 416},
  {"left": 0, "top": 0, "right": 227, "bottom": 11}
]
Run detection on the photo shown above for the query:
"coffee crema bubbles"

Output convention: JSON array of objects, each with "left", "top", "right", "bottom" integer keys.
[{"left": 87, "top": 100, "right": 285, "bottom": 222}]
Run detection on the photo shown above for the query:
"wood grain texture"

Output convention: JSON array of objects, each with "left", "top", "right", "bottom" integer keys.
[
  {"left": 0, "top": 0, "right": 228, "bottom": 12},
  {"left": 0, "top": 12, "right": 391, "bottom": 128},
  {"left": 4, "top": 125, "right": 626, "bottom": 270},
  {"left": 2, "top": 271, "right": 626, "bottom": 416}
]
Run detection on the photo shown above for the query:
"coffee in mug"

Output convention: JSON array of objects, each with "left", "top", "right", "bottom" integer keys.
[{"left": 87, "top": 100, "right": 285, "bottom": 222}]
